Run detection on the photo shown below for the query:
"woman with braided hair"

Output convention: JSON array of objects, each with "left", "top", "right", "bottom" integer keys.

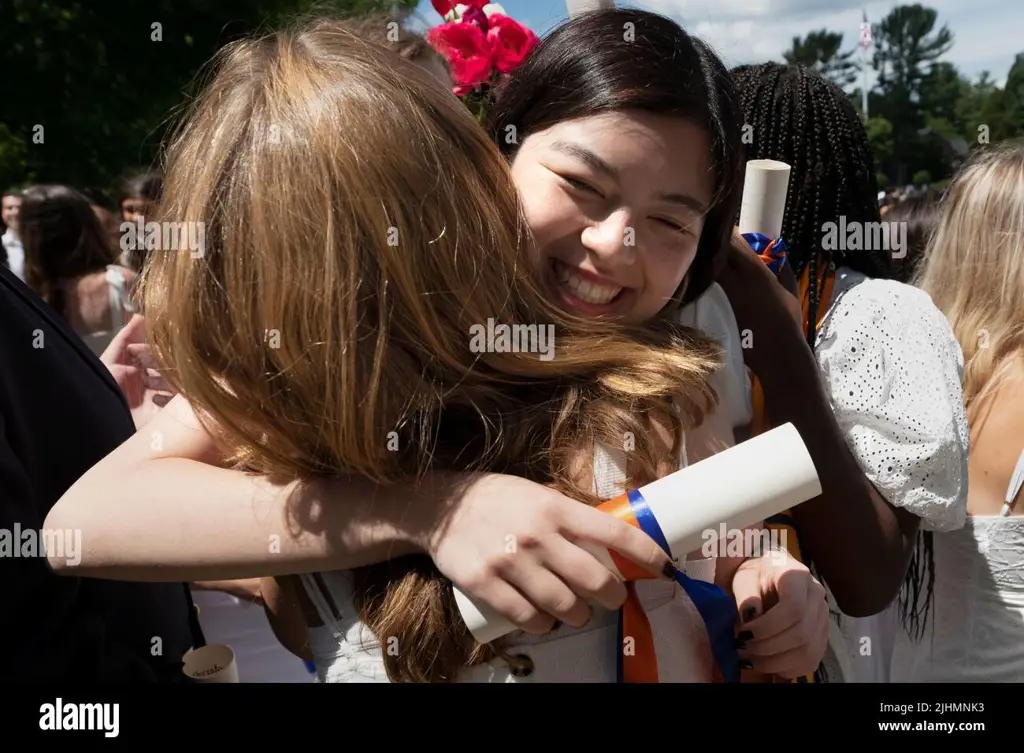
[{"left": 726, "top": 62, "right": 969, "bottom": 682}]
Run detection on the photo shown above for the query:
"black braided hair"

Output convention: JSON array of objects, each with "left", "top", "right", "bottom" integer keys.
[
  {"left": 732, "top": 63, "right": 892, "bottom": 342},
  {"left": 732, "top": 63, "right": 933, "bottom": 648}
]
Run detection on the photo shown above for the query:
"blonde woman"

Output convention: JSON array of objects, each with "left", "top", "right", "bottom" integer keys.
[
  {"left": 894, "top": 144, "right": 1024, "bottom": 681},
  {"left": 46, "top": 17, "right": 828, "bottom": 683}
]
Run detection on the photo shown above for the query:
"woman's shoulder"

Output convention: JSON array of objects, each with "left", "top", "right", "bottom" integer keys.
[
  {"left": 816, "top": 270, "right": 969, "bottom": 532},
  {"left": 823, "top": 272, "right": 950, "bottom": 333}
]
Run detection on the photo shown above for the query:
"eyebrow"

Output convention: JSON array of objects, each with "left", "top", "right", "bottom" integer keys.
[
  {"left": 549, "top": 140, "right": 707, "bottom": 216},
  {"left": 550, "top": 140, "right": 619, "bottom": 180}
]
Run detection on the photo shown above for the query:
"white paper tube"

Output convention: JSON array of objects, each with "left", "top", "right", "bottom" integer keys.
[
  {"left": 182, "top": 644, "right": 240, "bottom": 683},
  {"left": 564, "top": 0, "right": 614, "bottom": 17},
  {"left": 453, "top": 422, "right": 821, "bottom": 645},
  {"left": 738, "top": 159, "right": 792, "bottom": 239}
]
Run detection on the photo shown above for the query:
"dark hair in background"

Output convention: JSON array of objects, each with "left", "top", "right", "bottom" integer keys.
[
  {"left": 732, "top": 63, "right": 890, "bottom": 340},
  {"left": 733, "top": 62, "right": 934, "bottom": 655},
  {"left": 116, "top": 170, "right": 163, "bottom": 270},
  {"left": 487, "top": 8, "right": 745, "bottom": 309},
  {"left": 883, "top": 189, "right": 943, "bottom": 283},
  {"left": 117, "top": 170, "right": 163, "bottom": 211},
  {"left": 20, "top": 184, "right": 118, "bottom": 322}
]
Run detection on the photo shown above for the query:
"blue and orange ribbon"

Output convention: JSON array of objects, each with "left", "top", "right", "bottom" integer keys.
[
  {"left": 598, "top": 489, "right": 740, "bottom": 683},
  {"left": 742, "top": 232, "right": 788, "bottom": 276}
]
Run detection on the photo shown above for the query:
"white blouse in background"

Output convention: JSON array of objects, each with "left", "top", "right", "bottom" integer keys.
[
  {"left": 300, "top": 282, "right": 751, "bottom": 683},
  {"left": 890, "top": 516, "right": 1024, "bottom": 682},
  {"left": 814, "top": 267, "right": 969, "bottom": 683}
]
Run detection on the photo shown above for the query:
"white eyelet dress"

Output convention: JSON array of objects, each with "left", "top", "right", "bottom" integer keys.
[
  {"left": 812, "top": 267, "right": 970, "bottom": 683},
  {"left": 297, "top": 283, "right": 753, "bottom": 682}
]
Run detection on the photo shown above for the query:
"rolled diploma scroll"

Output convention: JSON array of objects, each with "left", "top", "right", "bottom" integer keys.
[
  {"left": 738, "top": 159, "right": 792, "bottom": 240},
  {"left": 453, "top": 422, "right": 821, "bottom": 645}
]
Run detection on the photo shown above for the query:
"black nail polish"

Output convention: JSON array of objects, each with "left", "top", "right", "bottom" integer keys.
[
  {"left": 739, "top": 660, "right": 754, "bottom": 670},
  {"left": 742, "top": 607, "right": 757, "bottom": 623},
  {"left": 734, "top": 636, "right": 747, "bottom": 650},
  {"left": 662, "top": 560, "right": 680, "bottom": 579},
  {"left": 737, "top": 630, "right": 754, "bottom": 642}
]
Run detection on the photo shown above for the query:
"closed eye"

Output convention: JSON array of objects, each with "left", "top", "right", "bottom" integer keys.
[
  {"left": 653, "top": 217, "right": 694, "bottom": 235},
  {"left": 561, "top": 176, "right": 602, "bottom": 197}
]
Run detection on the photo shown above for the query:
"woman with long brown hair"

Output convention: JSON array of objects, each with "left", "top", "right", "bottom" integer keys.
[{"left": 20, "top": 184, "right": 137, "bottom": 356}]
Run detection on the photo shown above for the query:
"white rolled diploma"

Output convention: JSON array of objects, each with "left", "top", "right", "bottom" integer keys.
[
  {"left": 738, "top": 159, "right": 792, "bottom": 240},
  {"left": 453, "top": 422, "right": 821, "bottom": 645}
]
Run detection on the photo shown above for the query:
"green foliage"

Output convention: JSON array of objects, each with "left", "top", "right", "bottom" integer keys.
[
  {"left": 0, "top": 0, "right": 415, "bottom": 203},
  {"left": 783, "top": 3, "right": 1023, "bottom": 187}
]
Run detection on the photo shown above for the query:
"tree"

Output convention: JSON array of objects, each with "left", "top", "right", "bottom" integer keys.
[
  {"left": 0, "top": 0, "right": 417, "bottom": 202},
  {"left": 871, "top": 4, "right": 954, "bottom": 185},
  {"left": 783, "top": 30, "right": 858, "bottom": 88}
]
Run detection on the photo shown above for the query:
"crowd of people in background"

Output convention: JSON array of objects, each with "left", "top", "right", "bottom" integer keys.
[{"left": 1, "top": 7, "right": 1022, "bottom": 686}]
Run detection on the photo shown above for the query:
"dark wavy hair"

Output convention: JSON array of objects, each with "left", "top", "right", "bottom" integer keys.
[{"left": 20, "top": 184, "right": 117, "bottom": 322}]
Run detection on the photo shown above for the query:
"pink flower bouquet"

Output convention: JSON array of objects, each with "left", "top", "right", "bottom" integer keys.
[{"left": 427, "top": 0, "right": 540, "bottom": 120}]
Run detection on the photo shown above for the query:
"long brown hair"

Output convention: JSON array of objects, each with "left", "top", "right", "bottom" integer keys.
[
  {"left": 20, "top": 184, "right": 117, "bottom": 321},
  {"left": 141, "top": 17, "right": 722, "bottom": 682}
]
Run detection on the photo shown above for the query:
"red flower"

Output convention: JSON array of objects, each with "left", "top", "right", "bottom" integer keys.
[
  {"left": 426, "top": 23, "right": 493, "bottom": 89},
  {"left": 461, "top": 0, "right": 491, "bottom": 8},
  {"left": 430, "top": 0, "right": 453, "bottom": 16},
  {"left": 486, "top": 15, "right": 539, "bottom": 74},
  {"left": 461, "top": 5, "right": 489, "bottom": 32}
]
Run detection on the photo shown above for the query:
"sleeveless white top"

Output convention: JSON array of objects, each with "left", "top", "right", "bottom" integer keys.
[
  {"left": 889, "top": 516, "right": 1024, "bottom": 682},
  {"left": 299, "top": 283, "right": 752, "bottom": 682},
  {"left": 80, "top": 265, "right": 135, "bottom": 357}
]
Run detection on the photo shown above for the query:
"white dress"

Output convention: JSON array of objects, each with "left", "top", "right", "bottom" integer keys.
[
  {"left": 889, "top": 516, "right": 1024, "bottom": 682},
  {"left": 80, "top": 265, "right": 135, "bottom": 357},
  {"left": 813, "top": 267, "right": 970, "bottom": 683},
  {"left": 298, "top": 283, "right": 752, "bottom": 682}
]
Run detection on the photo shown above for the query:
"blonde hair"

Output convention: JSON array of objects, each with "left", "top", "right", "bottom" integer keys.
[
  {"left": 914, "top": 144, "right": 1024, "bottom": 424},
  {"left": 141, "top": 17, "right": 721, "bottom": 682}
]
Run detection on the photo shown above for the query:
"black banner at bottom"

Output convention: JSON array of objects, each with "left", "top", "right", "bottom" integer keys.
[{"left": 7, "top": 683, "right": 1001, "bottom": 744}]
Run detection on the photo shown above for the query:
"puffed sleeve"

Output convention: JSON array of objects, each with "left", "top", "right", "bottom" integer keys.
[
  {"left": 676, "top": 283, "right": 753, "bottom": 430},
  {"left": 815, "top": 279, "right": 969, "bottom": 531}
]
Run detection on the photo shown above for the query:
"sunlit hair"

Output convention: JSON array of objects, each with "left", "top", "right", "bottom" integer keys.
[
  {"left": 140, "top": 17, "right": 722, "bottom": 682},
  {"left": 915, "top": 144, "right": 1024, "bottom": 426},
  {"left": 339, "top": 11, "right": 448, "bottom": 67}
]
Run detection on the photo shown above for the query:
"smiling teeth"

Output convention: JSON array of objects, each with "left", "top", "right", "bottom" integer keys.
[{"left": 556, "top": 263, "right": 623, "bottom": 305}]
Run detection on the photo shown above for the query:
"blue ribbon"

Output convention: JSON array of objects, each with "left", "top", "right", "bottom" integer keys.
[
  {"left": 620, "top": 489, "right": 741, "bottom": 682},
  {"left": 742, "top": 232, "right": 788, "bottom": 276}
]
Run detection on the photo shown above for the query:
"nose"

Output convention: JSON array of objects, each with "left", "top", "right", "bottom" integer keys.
[{"left": 580, "top": 208, "right": 636, "bottom": 267}]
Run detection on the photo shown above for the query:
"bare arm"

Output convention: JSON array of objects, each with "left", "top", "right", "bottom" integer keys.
[
  {"left": 718, "top": 240, "right": 919, "bottom": 616},
  {"left": 43, "top": 394, "right": 436, "bottom": 581},
  {"left": 43, "top": 392, "right": 674, "bottom": 638},
  {"left": 749, "top": 325, "right": 919, "bottom": 616}
]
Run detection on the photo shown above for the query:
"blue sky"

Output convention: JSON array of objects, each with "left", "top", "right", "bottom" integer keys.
[{"left": 410, "top": 0, "right": 1022, "bottom": 87}]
